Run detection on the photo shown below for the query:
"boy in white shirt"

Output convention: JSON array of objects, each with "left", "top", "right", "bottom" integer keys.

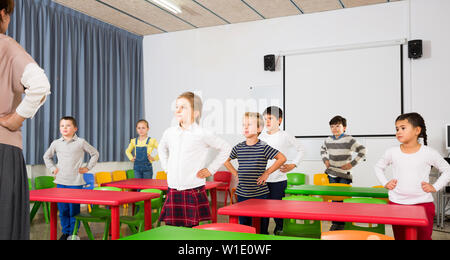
[{"left": 259, "top": 106, "right": 305, "bottom": 234}]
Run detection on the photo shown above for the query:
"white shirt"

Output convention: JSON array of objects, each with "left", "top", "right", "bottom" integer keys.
[
  {"left": 158, "top": 123, "right": 231, "bottom": 190},
  {"left": 259, "top": 130, "right": 305, "bottom": 183},
  {"left": 374, "top": 145, "right": 450, "bottom": 205}
]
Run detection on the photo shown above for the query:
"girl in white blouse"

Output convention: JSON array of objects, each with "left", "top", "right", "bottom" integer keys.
[
  {"left": 374, "top": 112, "right": 450, "bottom": 240},
  {"left": 157, "top": 92, "right": 231, "bottom": 227}
]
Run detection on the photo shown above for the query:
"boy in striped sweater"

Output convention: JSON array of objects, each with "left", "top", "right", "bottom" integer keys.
[{"left": 320, "top": 115, "right": 367, "bottom": 230}]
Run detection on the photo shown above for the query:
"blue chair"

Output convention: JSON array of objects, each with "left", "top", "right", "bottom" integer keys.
[{"left": 83, "top": 173, "right": 95, "bottom": 190}]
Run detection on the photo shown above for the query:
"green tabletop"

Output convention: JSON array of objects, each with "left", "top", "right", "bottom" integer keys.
[
  {"left": 120, "top": 225, "right": 315, "bottom": 240},
  {"left": 285, "top": 185, "right": 388, "bottom": 198}
]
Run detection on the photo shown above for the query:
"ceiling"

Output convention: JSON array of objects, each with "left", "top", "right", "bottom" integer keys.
[{"left": 52, "top": 0, "right": 403, "bottom": 36}]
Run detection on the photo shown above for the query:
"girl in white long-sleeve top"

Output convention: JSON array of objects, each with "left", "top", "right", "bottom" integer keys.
[
  {"left": 157, "top": 91, "right": 231, "bottom": 227},
  {"left": 374, "top": 112, "right": 450, "bottom": 240}
]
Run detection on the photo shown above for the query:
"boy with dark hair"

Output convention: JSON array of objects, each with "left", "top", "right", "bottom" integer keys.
[
  {"left": 320, "top": 115, "right": 367, "bottom": 230},
  {"left": 43, "top": 116, "right": 99, "bottom": 240}
]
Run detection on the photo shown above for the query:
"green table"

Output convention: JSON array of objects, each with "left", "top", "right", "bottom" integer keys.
[
  {"left": 285, "top": 185, "right": 388, "bottom": 198},
  {"left": 120, "top": 225, "right": 315, "bottom": 240}
]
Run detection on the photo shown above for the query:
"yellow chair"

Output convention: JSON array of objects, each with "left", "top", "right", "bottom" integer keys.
[
  {"left": 322, "top": 183, "right": 352, "bottom": 202},
  {"left": 372, "top": 185, "right": 389, "bottom": 202},
  {"left": 321, "top": 230, "right": 394, "bottom": 240},
  {"left": 112, "top": 170, "right": 127, "bottom": 181},
  {"left": 95, "top": 172, "right": 112, "bottom": 186},
  {"left": 155, "top": 171, "right": 167, "bottom": 180},
  {"left": 313, "top": 173, "right": 329, "bottom": 185}
]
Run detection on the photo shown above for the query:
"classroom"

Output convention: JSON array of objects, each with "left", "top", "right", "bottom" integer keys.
[{"left": 1, "top": 0, "right": 450, "bottom": 243}]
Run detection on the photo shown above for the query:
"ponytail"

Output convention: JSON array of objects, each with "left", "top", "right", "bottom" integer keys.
[{"left": 396, "top": 112, "right": 427, "bottom": 145}]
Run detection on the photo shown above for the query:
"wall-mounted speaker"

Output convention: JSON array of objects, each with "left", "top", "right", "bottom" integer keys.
[
  {"left": 264, "top": 54, "right": 276, "bottom": 71},
  {"left": 408, "top": 40, "right": 423, "bottom": 59}
]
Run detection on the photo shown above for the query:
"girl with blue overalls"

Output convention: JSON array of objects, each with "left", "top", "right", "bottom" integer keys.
[{"left": 125, "top": 120, "right": 158, "bottom": 178}]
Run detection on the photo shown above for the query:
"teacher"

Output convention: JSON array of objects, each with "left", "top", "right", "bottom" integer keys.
[{"left": 0, "top": 0, "right": 51, "bottom": 240}]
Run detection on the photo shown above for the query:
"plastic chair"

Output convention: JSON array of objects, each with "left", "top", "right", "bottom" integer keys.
[
  {"left": 214, "top": 171, "right": 233, "bottom": 205},
  {"left": 83, "top": 173, "right": 95, "bottom": 190},
  {"left": 112, "top": 170, "right": 127, "bottom": 182},
  {"left": 321, "top": 230, "right": 394, "bottom": 240},
  {"left": 287, "top": 173, "right": 306, "bottom": 187},
  {"left": 120, "top": 189, "right": 163, "bottom": 235},
  {"left": 126, "top": 169, "right": 135, "bottom": 179},
  {"left": 193, "top": 223, "right": 256, "bottom": 234},
  {"left": 321, "top": 183, "right": 352, "bottom": 202},
  {"left": 280, "top": 195, "right": 323, "bottom": 238},
  {"left": 95, "top": 172, "right": 112, "bottom": 186},
  {"left": 30, "top": 176, "right": 56, "bottom": 224},
  {"left": 313, "top": 173, "right": 329, "bottom": 185},
  {"left": 72, "top": 186, "right": 122, "bottom": 240},
  {"left": 343, "top": 197, "right": 387, "bottom": 234},
  {"left": 155, "top": 171, "right": 167, "bottom": 180}
]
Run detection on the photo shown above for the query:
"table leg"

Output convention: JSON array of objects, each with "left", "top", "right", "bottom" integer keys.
[
  {"left": 253, "top": 217, "right": 261, "bottom": 234},
  {"left": 404, "top": 226, "right": 418, "bottom": 240},
  {"left": 50, "top": 202, "right": 58, "bottom": 240},
  {"left": 229, "top": 216, "right": 239, "bottom": 224},
  {"left": 111, "top": 206, "right": 120, "bottom": 240},
  {"left": 144, "top": 199, "right": 152, "bottom": 230},
  {"left": 210, "top": 188, "right": 217, "bottom": 223}
]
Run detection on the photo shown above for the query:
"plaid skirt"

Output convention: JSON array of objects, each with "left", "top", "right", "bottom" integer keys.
[{"left": 159, "top": 185, "right": 211, "bottom": 227}]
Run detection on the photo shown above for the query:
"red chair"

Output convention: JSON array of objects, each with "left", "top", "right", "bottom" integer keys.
[
  {"left": 214, "top": 171, "right": 233, "bottom": 205},
  {"left": 193, "top": 223, "right": 256, "bottom": 234}
]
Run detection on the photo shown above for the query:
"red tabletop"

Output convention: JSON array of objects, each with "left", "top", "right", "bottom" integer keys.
[
  {"left": 29, "top": 188, "right": 159, "bottom": 240},
  {"left": 218, "top": 199, "right": 429, "bottom": 240},
  {"left": 102, "top": 179, "right": 223, "bottom": 223}
]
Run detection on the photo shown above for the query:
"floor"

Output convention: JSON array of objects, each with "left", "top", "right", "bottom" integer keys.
[{"left": 29, "top": 202, "right": 450, "bottom": 240}]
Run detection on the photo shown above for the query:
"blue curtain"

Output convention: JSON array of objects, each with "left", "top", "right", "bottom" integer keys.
[{"left": 6, "top": 0, "right": 144, "bottom": 164}]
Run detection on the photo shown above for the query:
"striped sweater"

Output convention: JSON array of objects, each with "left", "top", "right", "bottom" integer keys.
[{"left": 320, "top": 134, "right": 367, "bottom": 180}]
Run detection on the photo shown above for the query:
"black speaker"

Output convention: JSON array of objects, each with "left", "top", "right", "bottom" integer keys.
[
  {"left": 408, "top": 40, "right": 423, "bottom": 59},
  {"left": 264, "top": 54, "right": 276, "bottom": 71}
]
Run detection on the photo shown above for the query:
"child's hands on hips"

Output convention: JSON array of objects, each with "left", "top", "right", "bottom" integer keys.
[
  {"left": 78, "top": 167, "right": 89, "bottom": 174},
  {"left": 385, "top": 179, "right": 397, "bottom": 190},
  {"left": 257, "top": 172, "right": 270, "bottom": 185},
  {"left": 197, "top": 168, "right": 211, "bottom": 179},
  {"left": 421, "top": 182, "right": 436, "bottom": 193}
]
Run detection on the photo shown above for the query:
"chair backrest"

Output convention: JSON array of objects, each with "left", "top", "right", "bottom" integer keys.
[
  {"left": 35, "top": 176, "right": 56, "bottom": 190},
  {"left": 313, "top": 173, "right": 329, "bottom": 185},
  {"left": 94, "top": 187, "right": 122, "bottom": 192},
  {"left": 281, "top": 195, "right": 322, "bottom": 238},
  {"left": 155, "top": 171, "right": 167, "bottom": 180},
  {"left": 325, "top": 183, "right": 351, "bottom": 187},
  {"left": 321, "top": 230, "right": 394, "bottom": 240},
  {"left": 83, "top": 173, "right": 95, "bottom": 190},
  {"left": 140, "top": 189, "right": 163, "bottom": 209},
  {"left": 95, "top": 172, "right": 112, "bottom": 185},
  {"left": 126, "top": 169, "right": 135, "bottom": 179},
  {"left": 28, "top": 178, "right": 33, "bottom": 190},
  {"left": 112, "top": 170, "right": 127, "bottom": 182},
  {"left": 213, "top": 171, "right": 231, "bottom": 186},
  {"left": 287, "top": 173, "right": 306, "bottom": 186},
  {"left": 342, "top": 197, "right": 387, "bottom": 234},
  {"left": 193, "top": 223, "right": 256, "bottom": 234}
]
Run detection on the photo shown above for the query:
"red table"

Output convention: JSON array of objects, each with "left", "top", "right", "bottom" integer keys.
[
  {"left": 29, "top": 188, "right": 159, "bottom": 240},
  {"left": 102, "top": 179, "right": 223, "bottom": 223},
  {"left": 218, "top": 199, "right": 429, "bottom": 240}
]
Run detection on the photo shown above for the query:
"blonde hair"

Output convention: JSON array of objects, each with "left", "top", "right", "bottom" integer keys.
[
  {"left": 177, "top": 91, "right": 203, "bottom": 123},
  {"left": 244, "top": 112, "right": 264, "bottom": 136}
]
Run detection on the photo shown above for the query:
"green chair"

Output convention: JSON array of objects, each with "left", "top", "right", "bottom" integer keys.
[
  {"left": 120, "top": 189, "right": 163, "bottom": 235},
  {"left": 280, "top": 195, "right": 322, "bottom": 239},
  {"left": 126, "top": 169, "right": 135, "bottom": 179},
  {"left": 287, "top": 173, "right": 306, "bottom": 187},
  {"left": 30, "top": 176, "right": 56, "bottom": 224},
  {"left": 72, "top": 187, "right": 122, "bottom": 240},
  {"left": 343, "top": 197, "right": 387, "bottom": 234}
]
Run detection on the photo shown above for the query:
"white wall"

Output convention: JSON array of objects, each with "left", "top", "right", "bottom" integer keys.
[{"left": 142, "top": 0, "right": 449, "bottom": 187}]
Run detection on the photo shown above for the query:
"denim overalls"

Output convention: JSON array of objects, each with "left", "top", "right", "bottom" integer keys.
[{"left": 133, "top": 137, "right": 154, "bottom": 179}]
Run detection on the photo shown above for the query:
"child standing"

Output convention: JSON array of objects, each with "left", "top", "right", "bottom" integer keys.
[
  {"left": 374, "top": 112, "right": 450, "bottom": 240},
  {"left": 259, "top": 106, "right": 304, "bottom": 234},
  {"left": 320, "top": 115, "right": 366, "bottom": 231},
  {"left": 43, "top": 116, "right": 99, "bottom": 240},
  {"left": 125, "top": 119, "right": 158, "bottom": 179},
  {"left": 157, "top": 92, "right": 231, "bottom": 227},
  {"left": 224, "top": 112, "right": 286, "bottom": 234}
]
